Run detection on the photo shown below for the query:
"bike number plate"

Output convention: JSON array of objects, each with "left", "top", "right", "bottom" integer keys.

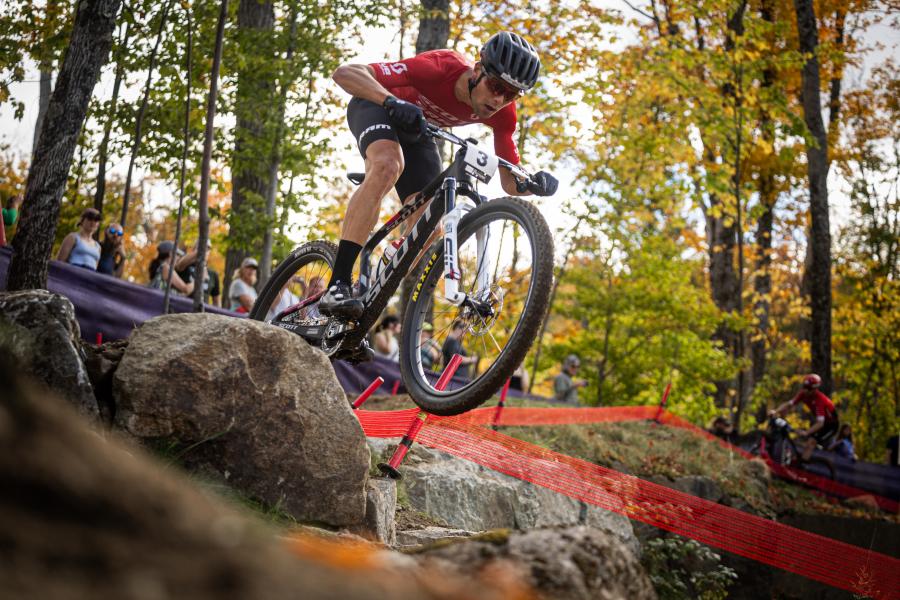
[{"left": 463, "top": 144, "right": 499, "bottom": 183}]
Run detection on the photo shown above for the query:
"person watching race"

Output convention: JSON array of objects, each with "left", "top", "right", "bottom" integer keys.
[
  {"left": 769, "top": 374, "right": 839, "bottom": 460},
  {"left": 320, "top": 31, "right": 558, "bottom": 319}
]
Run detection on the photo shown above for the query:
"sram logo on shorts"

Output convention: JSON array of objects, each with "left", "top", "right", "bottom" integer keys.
[{"left": 378, "top": 62, "right": 408, "bottom": 76}]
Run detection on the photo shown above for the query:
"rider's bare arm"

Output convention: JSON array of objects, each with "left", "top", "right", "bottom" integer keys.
[
  {"left": 770, "top": 401, "right": 792, "bottom": 416},
  {"left": 332, "top": 64, "right": 392, "bottom": 105}
]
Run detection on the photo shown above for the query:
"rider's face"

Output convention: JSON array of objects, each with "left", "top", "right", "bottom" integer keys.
[{"left": 470, "top": 64, "right": 521, "bottom": 118}]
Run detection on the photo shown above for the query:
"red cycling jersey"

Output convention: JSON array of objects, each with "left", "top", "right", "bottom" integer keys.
[
  {"left": 369, "top": 49, "right": 520, "bottom": 165},
  {"left": 790, "top": 389, "right": 836, "bottom": 421}
]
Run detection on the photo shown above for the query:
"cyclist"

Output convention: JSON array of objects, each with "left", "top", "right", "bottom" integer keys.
[
  {"left": 320, "top": 31, "right": 559, "bottom": 319},
  {"left": 770, "top": 374, "right": 839, "bottom": 460}
]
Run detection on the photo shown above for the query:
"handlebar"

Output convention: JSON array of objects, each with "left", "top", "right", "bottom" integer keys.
[{"left": 424, "top": 122, "right": 533, "bottom": 183}]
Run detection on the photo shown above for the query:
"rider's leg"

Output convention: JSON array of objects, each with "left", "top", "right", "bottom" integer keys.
[
  {"left": 393, "top": 136, "right": 443, "bottom": 270},
  {"left": 329, "top": 140, "right": 404, "bottom": 286},
  {"left": 321, "top": 98, "right": 405, "bottom": 318}
]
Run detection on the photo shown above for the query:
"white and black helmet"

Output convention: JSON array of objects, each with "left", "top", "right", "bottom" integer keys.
[{"left": 480, "top": 31, "right": 541, "bottom": 91}]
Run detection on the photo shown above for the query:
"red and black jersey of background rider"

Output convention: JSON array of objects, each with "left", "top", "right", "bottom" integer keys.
[
  {"left": 369, "top": 49, "right": 520, "bottom": 165},
  {"left": 790, "top": 389, "right": 837, "bottom": 421}
]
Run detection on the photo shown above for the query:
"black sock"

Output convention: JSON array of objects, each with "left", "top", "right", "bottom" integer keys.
[{"left": 329, "top": 239, "right": 363, "bottom": 287}]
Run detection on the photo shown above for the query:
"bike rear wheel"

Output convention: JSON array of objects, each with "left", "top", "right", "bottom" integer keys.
[
  {"left": 399, "top": 197, "right": 554, "bottom": 416},
  {"left": 249, "top": 241, "right": 336, "bottom": 347}
]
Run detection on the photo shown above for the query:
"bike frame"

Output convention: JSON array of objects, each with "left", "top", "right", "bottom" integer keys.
[{"left": 277, "top": 125, "right": 533, "bottom": 354}]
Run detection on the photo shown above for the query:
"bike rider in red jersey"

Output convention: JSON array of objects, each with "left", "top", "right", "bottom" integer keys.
[
  {"left": 770, "top": 374, "right": 839, "bottom": 460},
  {"left": 319, "top": 31, "right": 558, "bottom": 318}
]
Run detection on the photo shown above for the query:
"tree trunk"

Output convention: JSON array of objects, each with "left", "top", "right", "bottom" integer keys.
[
  {"left": 751, "top": 0, "right": 776, "bottom": 402},
  {"left": 193, "top": 0, "right": 227, "bottom": 312},
  {"left": 120, "top": 0, "right": 174, "bottom": 228},
  {"left": 164, "top": 7, "right": 194, "bottom": 315},
  {"left": 7, "top": 0, "right": 121, "bottom": 291},
  {"left": 794, "top": 0, "right": 833, "bottom": 395},
  {"left": 259, "top": 6, "right": 298, "bottom": 289},
  {"left": 32, "top": 67, "right": 52, "bottom": 157},
  {"left": 415, "top": 0, "right": 450, "bottom": 55},
  {"left": 93, "top": 20, "right": 130, "bottom": 216},
  {"left": 223, "top": 0, "right": 276, "bottom": 306},
  {"left": 398, "top": 0, "right": 450, "bottom": 321}
]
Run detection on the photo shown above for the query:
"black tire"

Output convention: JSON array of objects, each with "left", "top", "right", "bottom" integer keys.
[
  {"left": 777, "top": 439, "right": 794, "bottom": 467},
  {"left": 250, "top": 240, "right": 336, "bottom": 322},
  {"left": 398, "top": 197, "right": 554, "bottom": 416}
]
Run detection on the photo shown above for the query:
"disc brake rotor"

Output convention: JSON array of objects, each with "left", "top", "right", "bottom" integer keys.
[{"left": 465, "top": 284, "right": 505, "bottom": 336}]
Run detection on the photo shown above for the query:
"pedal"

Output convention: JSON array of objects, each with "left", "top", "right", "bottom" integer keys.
[{"left": 338, "top": 339, "right": 375, "bottom": 364}]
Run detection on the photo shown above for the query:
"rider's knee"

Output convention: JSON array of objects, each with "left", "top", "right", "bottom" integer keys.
[{"left": 367, "top": 152, "right": 403, "bottom": 185}]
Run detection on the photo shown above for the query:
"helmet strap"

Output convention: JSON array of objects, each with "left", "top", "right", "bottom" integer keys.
[{"left": 468, "top": 68, "right": 485, "bottom": 100}]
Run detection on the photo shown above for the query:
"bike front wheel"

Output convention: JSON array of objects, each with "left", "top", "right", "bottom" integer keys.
[{"left": 399, "top": 197, "right": 554, "bottom": 416}]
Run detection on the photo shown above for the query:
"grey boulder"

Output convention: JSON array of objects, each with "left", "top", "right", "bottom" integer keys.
[
  {"left": 0, "top": 290, "right": 97, "bottom": 419},
  {"left": 413, "top": 526, "right": 657, "bottom": 600},
  {"left": 389, "top": 443, "right": 639, "bottom": 556},
  {"left": 113, "top": 313, "right": 369, "bottom": 526}
]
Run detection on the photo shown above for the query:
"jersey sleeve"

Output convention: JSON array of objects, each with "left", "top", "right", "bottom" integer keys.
[
  {"left": 369, "top": 52, "right": 447, "bottom": 91},
  {"left": 491, "top": 105, "right": 520, "bottom": 165}
]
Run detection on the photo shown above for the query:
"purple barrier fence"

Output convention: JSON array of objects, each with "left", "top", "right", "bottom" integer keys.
[{"left": 0, "top": 246, "right": 236, "bottom": 342}]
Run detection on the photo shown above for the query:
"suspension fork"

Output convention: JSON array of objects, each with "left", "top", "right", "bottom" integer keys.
[{"left": 442, "top": 178, "right": 471, "bottom": 305}]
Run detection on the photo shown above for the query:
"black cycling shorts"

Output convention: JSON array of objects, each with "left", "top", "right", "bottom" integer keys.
[
  {"left": 813, "top": 419, "right": 839, "bottom": 446},
  {"left": 346, "top": 97, "right": 442, "bottom": 202}
]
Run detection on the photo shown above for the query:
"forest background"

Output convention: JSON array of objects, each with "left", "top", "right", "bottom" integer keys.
[{"left": 0, "top": 0, "right": 897, "bottom": 460}]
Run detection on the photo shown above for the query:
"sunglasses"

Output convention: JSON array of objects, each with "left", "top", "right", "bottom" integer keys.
[
  {"left": 84, "top": 213, "right": 102, "bottom": 222},
  {"left": 484, "top": 75, "right": 523, "bottom": 102},
  {"left": 107, "top": 227, "right": 123, "bottom": 236}
]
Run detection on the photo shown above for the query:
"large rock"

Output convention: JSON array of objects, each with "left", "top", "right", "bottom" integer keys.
[
  {"left": 369, "top": 439, "right": 639, "bottom": 556},
  {"left": 0, "top": 360, "right": 535, "bottom": 600},
  {"left": 113, "top": 313, "right": 369, "bottom": 526},
  {"left": 412, "top": 527, "right": 657, "bottom": 600},
  {"left": 0, "top": 290, "right": 97, "bottom": 418}
]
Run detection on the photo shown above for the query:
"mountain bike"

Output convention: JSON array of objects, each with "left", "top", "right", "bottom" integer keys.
[
  {"left": 755, "top": 416, "right": 836, "bottom": 479},
  {"left": 250, "top": 122, "right": 555, "bottom": 416}
]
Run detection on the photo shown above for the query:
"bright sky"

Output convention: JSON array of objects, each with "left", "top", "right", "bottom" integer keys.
[{"left": 1, "top": 5, "right": 898, "bottom": 255}]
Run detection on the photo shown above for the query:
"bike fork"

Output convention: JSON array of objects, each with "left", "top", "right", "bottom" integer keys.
[{"left": 441, "top": 178, "right": 489, "bottom": 305}]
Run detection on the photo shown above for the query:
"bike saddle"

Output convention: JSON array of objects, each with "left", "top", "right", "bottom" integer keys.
[{"left": 347, "top": 172, "right": 365, "bottom": 185}]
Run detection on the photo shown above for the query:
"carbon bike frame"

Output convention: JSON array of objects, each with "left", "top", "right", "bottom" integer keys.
[{"left": 273, "top": 125, "right": 533, "bottom": 355}]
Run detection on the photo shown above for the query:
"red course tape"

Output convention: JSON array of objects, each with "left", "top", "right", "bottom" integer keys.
[{"left": 357, "top": 406, "right": 900, "bottom": 599}]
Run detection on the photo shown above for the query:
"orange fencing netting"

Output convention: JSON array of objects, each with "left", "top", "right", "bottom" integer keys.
[{"left": 356, "top": 405, "right": 900, "bottom": 599}]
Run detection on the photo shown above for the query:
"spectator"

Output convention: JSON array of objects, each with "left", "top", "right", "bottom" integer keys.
[
  {"left": 441, "top": 320, "right": 477, "bottom": 378},
  {"left": 175, "top": 239, "right": 220, "bottom": 306},
  {"left": 886, "top": 434, "right": 899, "bottom": 468},
  {"left": 828, "top": 424, "right": 858, "bottom": 461},
  {"left": 229, "top": 257, "right": 258, "bottom": 313},
  {"left": 554, "top": 354, "right": 586, "bottom": 405},
  {"left": 149, "top": 241, "right": 193, "bottom": 295},
  {"left": 305, "top": 276, "right": 325, "bottom": 319},
  {"left": 419, "top": 322, "right": 441, "bottom": 371},
  {"left": 710, "top": 416, "right": 736, "bottom": 443},
  {"left": 96, "top": 222, "right": 126, "bottom": 278},
  {"left": 373, "top": 314, "right": 401, "bottom": 361},
  {"left": 509, "top": 363, "right": 530, "bottom": 392},
  {"left": 266, "top": 277, "right": 304, "bottom": 321},
  {"left": 57, "top": 207, "right": 102, "bottom": 270},
  {"left": 3, "top": 194, "right": 22, "bottom": 228}
]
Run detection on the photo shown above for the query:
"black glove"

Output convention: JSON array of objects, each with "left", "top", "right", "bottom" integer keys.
[
  {"left": 526, "top": 171, "right": 559, "bottom": 196},
  {"left": 383, "top": 95, "right": 426, "bottom": 137}
]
